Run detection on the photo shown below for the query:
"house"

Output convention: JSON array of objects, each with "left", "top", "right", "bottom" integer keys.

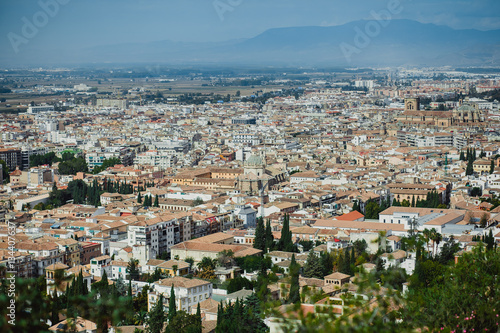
[
  {"left": 380, "top": 250, "right": 407, "bottom": 268},
  {"left": 324, "top": 272, "right": 351, "bottom": 287},
  {"left": 148, "top": 276, "right": 213, "bottom": 313},
  {"left": 191, "top": 298, "right": 220, "bottom": 321}
]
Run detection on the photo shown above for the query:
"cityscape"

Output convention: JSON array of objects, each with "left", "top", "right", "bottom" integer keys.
[{"left": 1, "top": 1, "right": 500, "bottom": 333}]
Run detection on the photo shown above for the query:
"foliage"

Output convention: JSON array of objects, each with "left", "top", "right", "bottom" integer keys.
[
  {"left": 278, "top": 214, "right": 296, "bottom": 252},
  {"left": 192, "top": 197, "right": 204, "bottom": 206},
  {"left": 127, "top": 259, "right": 141, "bottom": 281},
  {"left": 146, "top": 294, "right": 165, "bottom": 333},
  {"left": 216, "top": 295, "right": 268, "bottom": 333},
  {"left": 165, "top": 310, "right": 202, "bottom": 333},
  {"left": 92, "top": 157, "right": 121, "bottom": 174},
  {"left": 287, "top": 254, "right": 300, "bottom": 304},
  {"left": 303, "top": 250, "right": 324, "bottom": 279},
  {"left": 29, "top": 152, "right": 60, "bottom": 167},
  {"left": 58, "top": 156, "right": 88, "bottom": 175},
  {"left": 254, "top": 217, "right": 266, "bottom": 251},
  {"left": 227, "top": 277, "right": 254, "bottom": 294},
  {"left": 265, "top": 219, "right": 274, "bottom": 252},
  {"left": 404, "top": 245, "right": 500, "bottom": 331},
  {"left": 0, "top": 159, "right": 9, "bottom": 184}
]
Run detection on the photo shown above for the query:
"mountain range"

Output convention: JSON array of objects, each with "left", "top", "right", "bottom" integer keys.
[{"left": 4, "top": 20, "right": 500, "bottom": 67}]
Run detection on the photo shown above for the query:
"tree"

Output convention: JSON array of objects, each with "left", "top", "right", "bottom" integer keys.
[
  {"left": 352, "top": 200, "right": 360, "bottom": 212},
  {"left": 154, "top": 194, "right": 159, "bottom": 207},
  {"left": 127, "top": 259, "right": 140, "bottom": 281},
  {"left": 490, "top": 159, "right": 495, "bottom": 174},
  {"left": 137, "top": 192, "right": 142, "bottom": 204},
  {"left": 92, "top": 157, "right": 121, "bottom": 174},
  {"left": 405, "top": 245, "right": 500, "bottom": 331},
  {"left": 168, "top": 287, "right": 176, "bottom": 322},
  {"left": 254, "top": 217, "right": 266, "bottom": 251},
  {"left": 364, "top": 200, "right": 381, "bottom": 219},
  {"left": 459, "top": 150, "right": 465, "bottom": 161},
  {"left": 480, "top": 213, "right": 488, "bottom": 228},
  {"left": 287, "top": 254, "right": 300, "bottom": 304},
  {"left": 279, "top": 214, "right": 294, "bottom": 252},
  {"left": 192, "top": 197, "right": 204, "bottom": 206},
  {"left": 227, "top": 277, "right": 254, "bottom": 293},
  {"left": 0, "top": 159, "right": 10, "bottom": 184},
  {"left": 303, "top": 249, "right": 323, "bottom": 279},
  {"left": 147, "top": 294, "right": 165, "bottom": 333},
  {"left": 466, "top": 159, "right": 474, "bottom": 176},
  {"left": 265, "top": 219, "right": 274, "bottom": 252}
]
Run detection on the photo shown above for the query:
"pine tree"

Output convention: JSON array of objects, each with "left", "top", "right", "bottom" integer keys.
[
  {"left": 304, "top": 249, "right": 323, "bottom": 278},
  {"left": 265, "top": 219, "right": 274, "bottom": 252},
  {"left": 288, "top": 254, "right": 300, "bottom": 304},
  {"left": 254, "top": 217, "right": 266, "bottom": 251}
]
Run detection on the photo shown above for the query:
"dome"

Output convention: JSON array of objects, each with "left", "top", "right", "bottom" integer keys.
[{"left": 245, "top": 154, "right": 264, "bottom": 167}]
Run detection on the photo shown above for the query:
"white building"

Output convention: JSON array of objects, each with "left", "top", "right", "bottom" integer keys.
[
  {"left": 148, "top": 277, "right": 213, "bottom": 313},
  {"left": 127, "top": 215, "right": 176, "bottom": 260}
]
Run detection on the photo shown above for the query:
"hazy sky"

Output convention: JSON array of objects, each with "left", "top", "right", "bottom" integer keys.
[{"left": 1, "top": 0, "right": 499, "bottom": 58}]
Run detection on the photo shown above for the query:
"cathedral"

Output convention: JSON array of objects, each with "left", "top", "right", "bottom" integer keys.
[
  {"left": 236, "top": 152, "right": 286, "bottom": 195},
  {"left": 395, "top": 97, "right": 485, "bottom": 128}
]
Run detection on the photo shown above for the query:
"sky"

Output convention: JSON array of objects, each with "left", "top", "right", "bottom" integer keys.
[{"left": 0, "top": 0, "right": 499, "bottom": 63}]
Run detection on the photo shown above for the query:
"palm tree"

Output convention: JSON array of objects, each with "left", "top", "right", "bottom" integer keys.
[
  {"left": 217, "top": 249, "right": 235, "bottom": 268},
  {"left": 433, "top": 232, "right": 443, "bottom": 256},
  {"left": 422, "top": 229, "right": 432, "bottom": 254}
]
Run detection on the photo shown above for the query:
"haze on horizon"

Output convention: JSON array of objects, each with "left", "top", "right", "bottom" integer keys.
[{"left": 1, "top": 0, "right": 500, "bottom": 67}]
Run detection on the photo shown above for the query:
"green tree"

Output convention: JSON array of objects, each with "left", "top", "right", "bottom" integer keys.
[
  {"left": 303, "top": 249, "right": 323, "bottom": 279},
  {"left": 287, "top": 254, "right": 300, "bottom": 304},
  {"left": 137, "top": 191, "right": 142, "bottom": 204},
  {"left": 147, "top": 294, "right": 165, "bottom": 333},
  {"left": 192, "top": 197, "right": 204, "bottom": 206},
  {"left": 168, "top": 286, "right": 176, "bottom": 322},
  {"left": 490, "top": 159, "right": 495, "bottom": 174},
  {"left": 127, "top": 259, "right": 140, "bottom": 281},
  {"left": 154, "top": 194, "right": 159, "bottom": 207},
  {"left": 265, "top": 219, "right": 274, "bottom": 252},
  {"left": 254, "top": 217, "right": 266, "bottom": 251},
  {"left": 92, "top": 157, "right": 121, "bottom": 174},
  {"left": 0, "top": 159, "right": 10, "bottom": 184}
]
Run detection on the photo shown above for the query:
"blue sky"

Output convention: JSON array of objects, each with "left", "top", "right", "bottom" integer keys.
[{"left": 1, "top": 0, "right": 499, "bottom": 59}]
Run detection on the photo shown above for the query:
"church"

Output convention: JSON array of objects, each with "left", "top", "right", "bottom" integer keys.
[{"left": 395, "top": 97, "right": 485, "bottom": 128}]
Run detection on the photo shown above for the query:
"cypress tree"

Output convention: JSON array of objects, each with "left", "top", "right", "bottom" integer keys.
[
  {"left": 137, "top": 192, "right": 142, "bottom": 204},
  {"left": 265, "top": 219, "right": 274, "bottom": 252},
  {"left": 254, "top": 217, "right": 266, "bottom": 251},
  {"left": 168, "top": 285, "right": 176, "bottom": 322},
  {"left": 288, "top": 254, "right": 300, "bottom": 304},
  {"left": 195, "top": 302, "right": 202, "bottom": 333},
  {"left": 490, "top": 159, "right": 495, "bottom": 174},
  {"left": 459, "top": 150, "right": 465, "bottom": 161},
  {"left": 350, "top": 246, "right": 356, "bottom": 272},
  {"left": 154, "top": 194, "right": 159, "bottom": 207}
]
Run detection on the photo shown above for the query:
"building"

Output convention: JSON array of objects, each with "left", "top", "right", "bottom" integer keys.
[
  {"left": 148, "top": 276, "right": 213, "bottom": 313},
  {"left": 96, "top": 99, "right": 129, "bottom": 109},
  {"left": 0, "top": 148, "right": 22, "bottom": 171},
  {"left": 27, "top": 105, "right": 55, "bottom": 114},
  {"left": 127, "top": 215, "right": 176, "bottom": 259}
]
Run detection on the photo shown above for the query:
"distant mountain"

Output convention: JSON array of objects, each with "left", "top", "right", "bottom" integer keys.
[{"left": 3, "top": 20, "right": 500, "bottom": 67}]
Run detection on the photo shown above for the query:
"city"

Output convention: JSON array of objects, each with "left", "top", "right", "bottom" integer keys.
[{"left": 1, "top": 1, "right": 500, "bottom": 333}]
